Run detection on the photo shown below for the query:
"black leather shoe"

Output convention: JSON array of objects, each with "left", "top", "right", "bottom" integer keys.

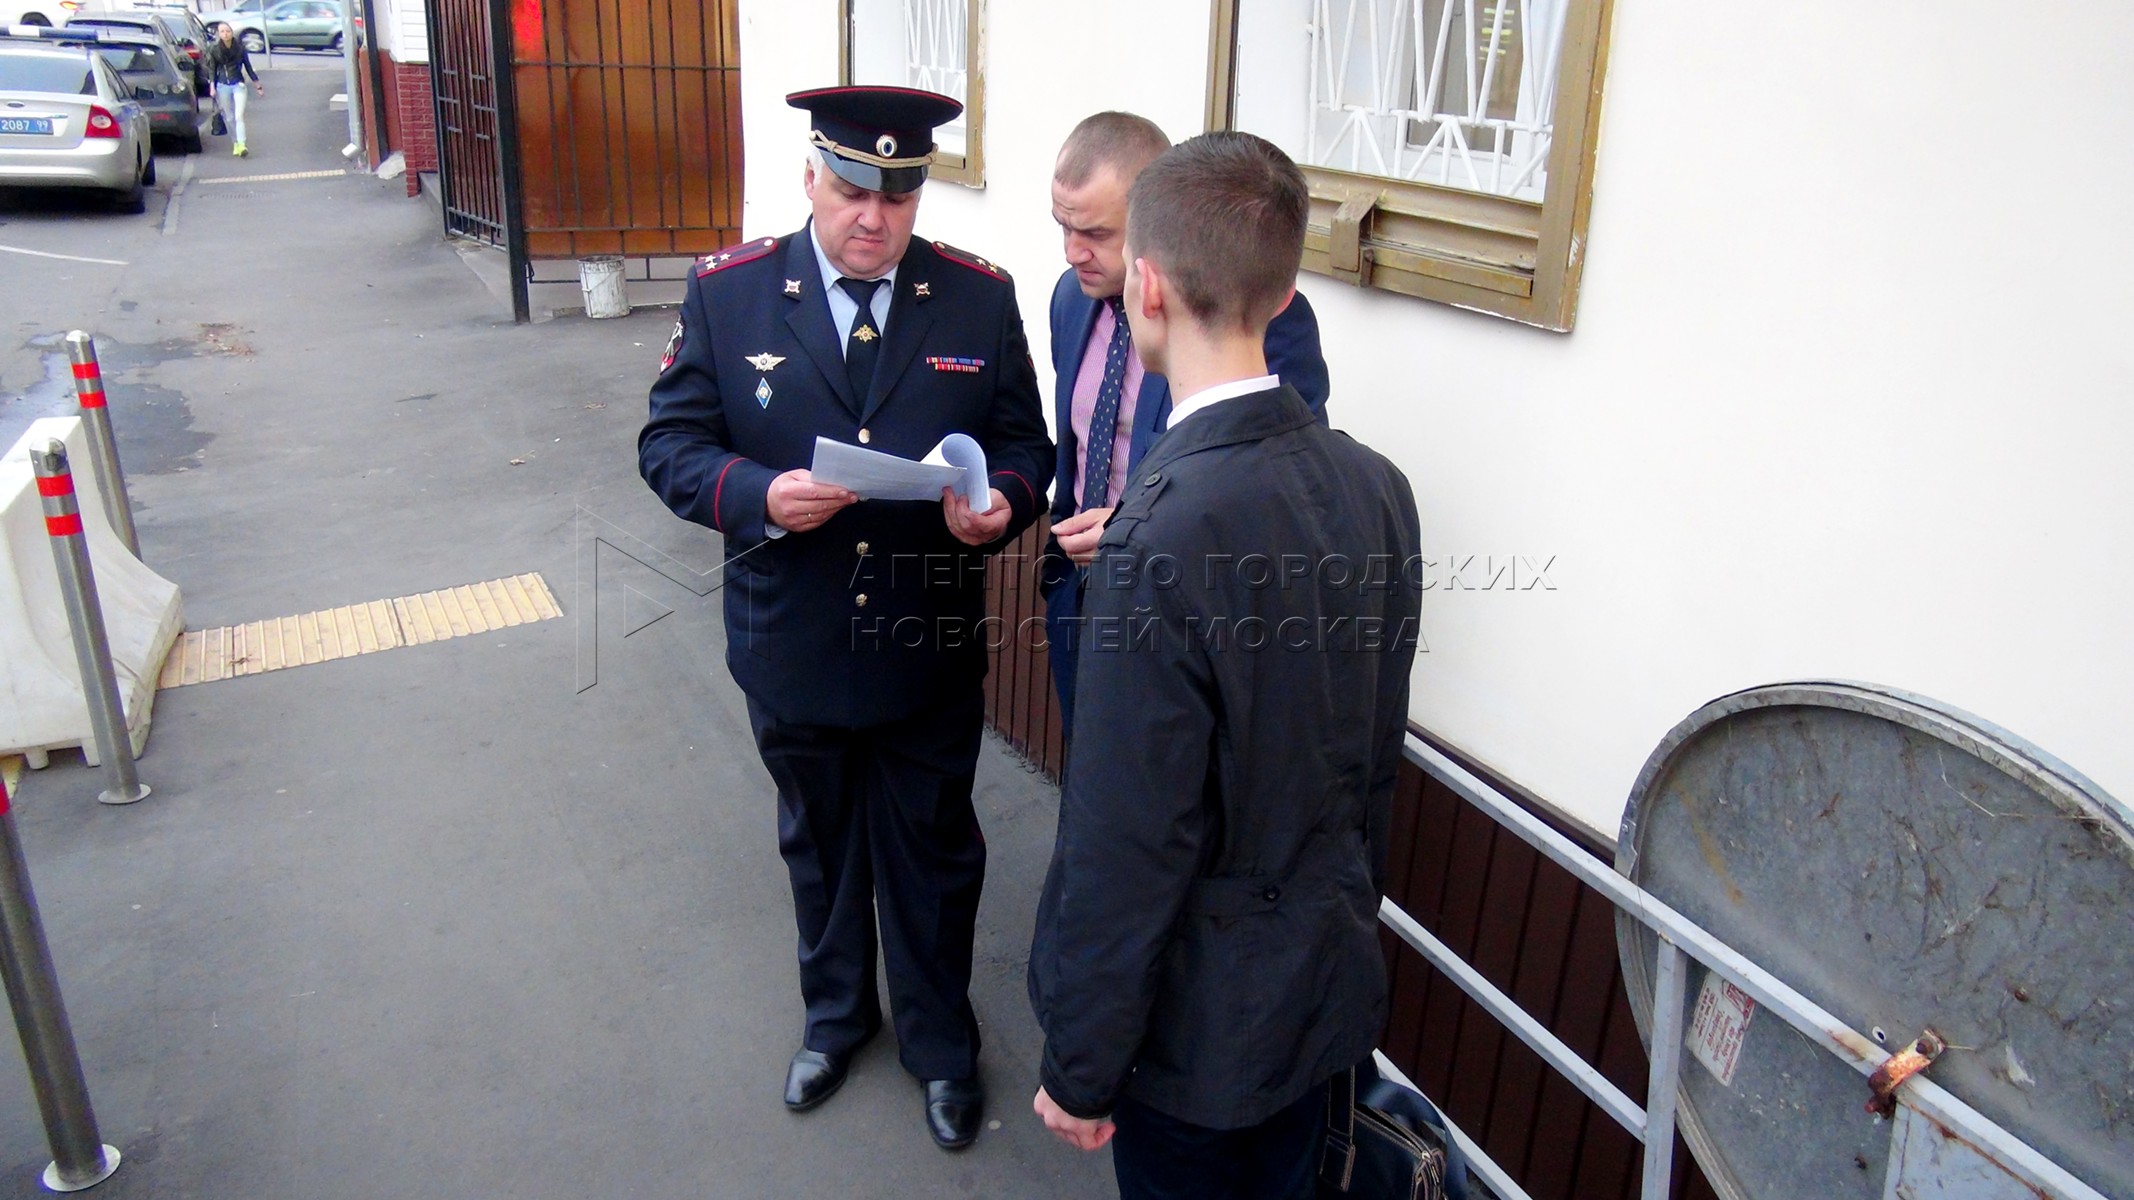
[
  {"left": 923, "top": 1077, "right": 983, "bottom": 1150},
  {"left": 784, "top": 1048, "right": 853, "bottom": 1112}
]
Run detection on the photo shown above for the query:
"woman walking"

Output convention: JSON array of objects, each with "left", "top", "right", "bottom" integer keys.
[{"left": 203, "top": 23, "right": 263, "bottom": 157}]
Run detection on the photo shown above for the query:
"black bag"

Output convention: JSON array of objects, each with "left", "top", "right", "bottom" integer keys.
[
  {"left": 210, "top": 110, "right": 227, "bottom": 137},
  {"left": 1318, "top": 1064, "right": 1470, "bottom": 1200}
]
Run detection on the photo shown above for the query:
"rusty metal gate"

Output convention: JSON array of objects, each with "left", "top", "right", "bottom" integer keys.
[
  {"left": 425, "top": 0, "right": 531, "bottom": 320},
  {"left": 424, "top": 0, "right": 744, "bottom": 322}
]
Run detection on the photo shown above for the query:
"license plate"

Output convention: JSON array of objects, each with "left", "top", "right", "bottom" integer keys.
[{"left": 0, "top": 117, "right": 55, "bottom": 135}]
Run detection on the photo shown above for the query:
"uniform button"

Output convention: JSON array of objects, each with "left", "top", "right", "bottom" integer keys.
[
  {"left": 1144, "top": 473, "right": 1162, "bottom": 487},
  {"left": 858, "top": 428, "right": 872, "bottom": 444},
  {"left": 855, "top": 594, "right": 869, "bottom": 607},
  {"left": 1261, "top": 886, "right": 1281, "bottom": 903},
  {"left": 856, "top": 541, "right": 870, "bottom": 555}
]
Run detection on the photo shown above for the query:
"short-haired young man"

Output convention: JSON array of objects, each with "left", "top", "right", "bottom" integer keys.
[
  {"left": 1042, "top": 111, "right": 1331, "bottom": 741},
  {"left": 1027, "top": 133, "right": 1423, "bottom": 1198}
]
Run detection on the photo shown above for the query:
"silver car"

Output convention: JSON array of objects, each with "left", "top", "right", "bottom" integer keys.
[{"left": 0, "top": 31, "right": 155, "bottom": 211}]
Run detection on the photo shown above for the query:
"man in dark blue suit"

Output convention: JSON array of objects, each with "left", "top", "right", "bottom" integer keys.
[
  {"left": 638, "top": 85, "right": 1052, "bottom": 1152},
  {"left": 1042, "top": 112, "right": 1330, "bottom": 738}
]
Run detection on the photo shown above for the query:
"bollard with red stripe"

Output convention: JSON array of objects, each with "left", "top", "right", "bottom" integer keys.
[
  {"left": 30, "top": 441, "right": 149, "bottom": 807},
  {"left": 64, "top": 331, "right": 140, "bottom": 559},
  {"left": 0, "top": 773, "right": 122, "bottom": 1193}
]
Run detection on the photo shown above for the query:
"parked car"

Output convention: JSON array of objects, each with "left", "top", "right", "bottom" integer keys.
[
  {"left": 149, "top": 9, "right": 209, "bottom": 95},
  {"left": 198, "top": 0, "right": 342, "bottom": 55},
  {"left": 85, "top": 29, "right": 199, "bottom": 152},
  {"left": 2, "top": 2, "right": 81, "bottom": 28},
  {"left": 0, "top": 27, "right": 155, "bottom": 211},
  {"left": 58, "top": 9, "right": 199, "bottom": 93}
]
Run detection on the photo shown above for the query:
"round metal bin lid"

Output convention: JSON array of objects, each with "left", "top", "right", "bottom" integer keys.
[{"left": 1616, "top": 682, "right": 2134, "bottom": 1200}]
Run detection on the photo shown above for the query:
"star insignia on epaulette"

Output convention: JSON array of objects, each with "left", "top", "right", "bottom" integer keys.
[
  {"left": 852, "top": 325, "right": 878, "bottom": 343},
  {"left": 914, "top": 282, "right": 930, "bottom": 298},
  {"left": 746, "top": 352, "right": 786, "bottom": 372},
  {"left": 784, "top": 279, "right": 802, "bottom": 296}
]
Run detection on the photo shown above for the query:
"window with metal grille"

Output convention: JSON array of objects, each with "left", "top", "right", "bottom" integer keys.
[
  {"left": 841, "top": 0, "right": 986, "bottom": 188},
  {"left": 1211, "top": 0, "right": 1611, "bottom": 331}
]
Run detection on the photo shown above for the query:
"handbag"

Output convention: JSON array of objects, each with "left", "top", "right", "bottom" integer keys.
[
  {"left": 210, "top": 110, "right": 227, "bottom": 137},
  {"left": 1317, "top": 1063, "right": 1470, "bottom": 1200}
]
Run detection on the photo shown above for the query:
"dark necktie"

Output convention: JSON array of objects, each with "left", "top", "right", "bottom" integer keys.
[
  {"left": 837, "top": 276, "right": 885, "bottom": 403},
  {"left": 1080, "top": 296, "right": 1132, "bottom": 512}
]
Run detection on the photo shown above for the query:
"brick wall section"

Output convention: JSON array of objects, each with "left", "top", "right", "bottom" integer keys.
[{"left": 394, "top": 60, "right": 436, "bottom": 197}]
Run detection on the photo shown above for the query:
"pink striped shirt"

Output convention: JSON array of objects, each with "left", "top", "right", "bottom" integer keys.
[{"left": 1068, "top": 301, "right": 1146, "bottom": 512}]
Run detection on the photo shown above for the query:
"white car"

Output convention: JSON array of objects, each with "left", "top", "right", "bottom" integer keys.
[
  {"left": 2, "top": 2, "right": 82, "bottom": 26},
  {"left": 0, "top": 29, "right": 156, "bottom": 211}
]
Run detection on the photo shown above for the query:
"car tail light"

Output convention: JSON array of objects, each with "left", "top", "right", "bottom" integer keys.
[{"left": 85, "top": 105, "right": 120, "bottom": 138}]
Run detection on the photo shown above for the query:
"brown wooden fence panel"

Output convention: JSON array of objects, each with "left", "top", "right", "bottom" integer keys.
[
  {"left": 510, "top": 0, "right": 743, "bottom": 260},
  {"left": 982, "top": 523, "right": 1062, "bottom": 780}
]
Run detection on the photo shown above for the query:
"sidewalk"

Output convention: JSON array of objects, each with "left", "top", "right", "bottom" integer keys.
[{"left": 0, "top": 65, "right": 1110, "bottom": 1199}]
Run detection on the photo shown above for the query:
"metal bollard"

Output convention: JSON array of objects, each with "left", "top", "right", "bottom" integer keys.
[
  {"left": 0, "top": 775, "right": 121, "bottom": 1193},
  {"left": 30, "top": 443, "right": 149, "bottom": 807},
  {"left": 63, "top": 334, "right": 139, "bottom": 560}
]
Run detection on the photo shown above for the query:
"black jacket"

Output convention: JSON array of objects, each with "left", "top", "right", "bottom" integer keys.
[
  {"left": 1027, "top": 384, "right": 1423, "bottom": 1129},
  {"left": 638, "top": 229, "right": 1053, "bottom": 728},
  {"left": 204, "top": 38, "right": 256, "bottom": 86}
]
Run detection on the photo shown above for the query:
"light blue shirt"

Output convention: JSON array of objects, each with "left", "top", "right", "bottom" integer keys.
[{"left": 809, "top": 225, "right": 897, "bottom": 355}]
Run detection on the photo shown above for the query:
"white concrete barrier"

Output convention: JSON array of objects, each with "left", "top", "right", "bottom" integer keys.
[{"left": 0, "top": 417, "right": 182, "bottom": 769}]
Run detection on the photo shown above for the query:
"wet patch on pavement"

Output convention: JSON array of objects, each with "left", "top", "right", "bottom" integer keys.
[{"left": 1, "top": 332, "right": 216, "bottom": 476}]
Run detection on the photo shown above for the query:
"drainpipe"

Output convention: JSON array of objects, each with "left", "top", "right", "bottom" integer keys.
[{"left": 339, "top": 0, "right": 362, "bottom": 159}]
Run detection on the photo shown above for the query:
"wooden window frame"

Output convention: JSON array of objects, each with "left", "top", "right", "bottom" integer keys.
[
  {"left": 838, "top": 0, "right": 987, "bottom": 189},
  {"left": 1205, "top": 0, "right": 1613, "bottom": 332}
]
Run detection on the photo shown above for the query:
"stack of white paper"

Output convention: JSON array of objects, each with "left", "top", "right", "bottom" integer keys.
[{"left": 809, "top": 434, "right": 992, "bottom": 512}]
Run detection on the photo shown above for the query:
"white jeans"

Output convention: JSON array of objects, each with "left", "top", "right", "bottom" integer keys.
[{"left": 213, "top": 82, "right": 248, "bottom": 144}]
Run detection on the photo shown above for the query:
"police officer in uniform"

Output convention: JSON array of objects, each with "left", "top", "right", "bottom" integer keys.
[{"left": 639, "top": 86, "right": 1052, "bottom": 1150}]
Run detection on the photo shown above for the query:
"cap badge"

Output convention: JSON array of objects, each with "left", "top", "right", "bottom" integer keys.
[
  {"left": 876, "top": 134, "right": 898, "bottom": 157},
  {"left": 784, "top": 279, "right": 802, "bottom": 296},
  {"left": 746, "top": 352, "right": 786, "bottom": 372}
]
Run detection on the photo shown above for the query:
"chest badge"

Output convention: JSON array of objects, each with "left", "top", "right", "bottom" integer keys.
[
  {"left": 755, "top": 378, "right": 773, "bottom": 408},
  {"left": 746, "top": 351, "right": 786, "bottom": 372}
]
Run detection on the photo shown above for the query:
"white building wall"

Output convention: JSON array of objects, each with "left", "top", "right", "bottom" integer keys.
[
  {"left": 381, "top": 0, "right": 426, "bottom": 64},
  {"left": 736, "top": 1, "right": 2134, "bottom": 837}
]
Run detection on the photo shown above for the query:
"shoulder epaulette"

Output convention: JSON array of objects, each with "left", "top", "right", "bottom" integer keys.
[
  {"left": 932, "top": 240, "right": 1010, "bottom": 282},
  {"left": 696, "top": 237, "right": 779, "bottom": 277}
]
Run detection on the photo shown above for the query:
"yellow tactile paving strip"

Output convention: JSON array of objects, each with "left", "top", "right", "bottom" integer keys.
[
  {"left": 196, "top": 169, "right": 352, "bottom": 185},
  {"left": 158, "top": 573, "right": 560, "bottom": 689}
]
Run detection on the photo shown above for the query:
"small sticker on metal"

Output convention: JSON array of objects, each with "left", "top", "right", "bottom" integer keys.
[{"left": 1687, "top": 971, "right": 1755, "bottom": 1087}]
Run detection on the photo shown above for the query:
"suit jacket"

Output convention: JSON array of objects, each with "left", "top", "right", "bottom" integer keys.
[
  {"left": 639, "top": 228, "right": 1053, "bottom": 729},
  {"left": 1027, "top": 384, "right": 1422, "bottom": 1130},
  {"left": 1044, "top": 267, "right": 1331, "bottom": 535}
]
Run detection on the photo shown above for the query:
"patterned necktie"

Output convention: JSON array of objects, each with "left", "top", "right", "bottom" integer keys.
[
  {"left": 837, "top": 276, "right": 885, "bottom": 402},
  {"left": 1080, "top": 296, "right": 1132, "bottom": 513}
]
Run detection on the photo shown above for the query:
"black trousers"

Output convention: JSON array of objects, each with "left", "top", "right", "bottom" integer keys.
[
  {"left": 1111, "top": 1081, "right": 1328, "bottom": 1200},
  {"left": 746, "top": 689, "right": 986, "bottom": 1081}
]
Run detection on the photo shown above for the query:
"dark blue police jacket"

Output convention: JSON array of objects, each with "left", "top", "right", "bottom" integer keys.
[
  {"left": 1044, "top": 266, "right": 1331, "bottom": 537},
  {"left": 640, "top": 227, "right": 1053, "bottom": 729}
]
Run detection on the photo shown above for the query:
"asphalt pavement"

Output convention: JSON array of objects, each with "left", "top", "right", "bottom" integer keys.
[{"left": 0, "top": 63, "right": 1110, "bottom": 1199}]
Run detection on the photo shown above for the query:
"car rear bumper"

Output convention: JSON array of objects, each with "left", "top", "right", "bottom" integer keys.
[
  {"left": 146, "top": 107, "right": 198, "bottom": 132},
  {"left": 0, "top": 141, "right": 134, "bottom": 190}
]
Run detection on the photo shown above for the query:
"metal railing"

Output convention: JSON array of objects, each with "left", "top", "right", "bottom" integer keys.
[{"left": 1382, "top": 733, "right": 2109, "bottom": 1200}]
